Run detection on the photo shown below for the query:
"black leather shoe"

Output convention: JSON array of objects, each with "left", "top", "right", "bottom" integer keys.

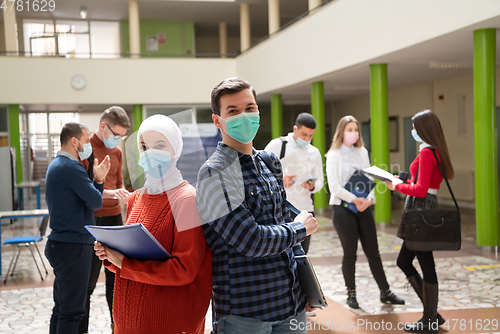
[
  {"left": 380, "top": 289, "right": 405, "bottom": 305},
  {"left": 347, "top": 287, "right": 360, "bottom": 309}
]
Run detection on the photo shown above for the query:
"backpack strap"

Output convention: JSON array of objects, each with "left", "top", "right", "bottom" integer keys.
[
  {"left": 259, "top": 151, "right": 300, "bottom": 216},
  {"left": 279, "top": 137, "right": 287, "bottom": 159}
]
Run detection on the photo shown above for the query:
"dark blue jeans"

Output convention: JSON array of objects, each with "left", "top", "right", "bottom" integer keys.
[{"left": 45, "top": 240, "right": 92, "bottom": 334}]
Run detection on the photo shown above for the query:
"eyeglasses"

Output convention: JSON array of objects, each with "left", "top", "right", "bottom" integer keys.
[{"left": 106, "top": 123, "right": 128, "bottom": 140}]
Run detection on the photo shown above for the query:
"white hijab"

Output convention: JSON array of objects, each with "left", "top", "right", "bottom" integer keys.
[{"left": 137, "top": 115, "right": 184, "bottom": 194}]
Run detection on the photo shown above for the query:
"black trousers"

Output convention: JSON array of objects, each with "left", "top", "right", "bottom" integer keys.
[
  {"left": 45, "top": 240, "right": 92, "bottom": 334},
  {"left": 396, "top": 241, "right": 438, "bottom": 284},
  {"left": 332, "top": 205, "right": 390, "bottom": 291},
  {"left": 78, "top": 214, "right": 123, "bottom": 333}
]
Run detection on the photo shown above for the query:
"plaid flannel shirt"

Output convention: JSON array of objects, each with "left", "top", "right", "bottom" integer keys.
[{"left": 196, "top": 142, "right": 307, "bottom": 329}]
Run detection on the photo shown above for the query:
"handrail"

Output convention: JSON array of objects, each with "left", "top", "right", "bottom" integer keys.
[{"left": 0, "top": 50, "right": 240, "bottom": 59}]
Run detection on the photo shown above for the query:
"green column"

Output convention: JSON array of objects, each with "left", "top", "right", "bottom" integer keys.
[
  {"left": 271, "top": 94, "right": 283, "bottom": 138},
  {"left": 370, "top": 64, "right": 391, "bottom": 223},
  {"left": 474, "top": 29, "right": 499, "bottom": 247},
  {"left": 132, "top": 104, "right": 144, "bottom": 188},
  {"left": 311, "top": 81, "right": 327, "bottom": 210},
  {"left": 133, "top": 104, "right": 143, "bottom": 131},
  {"left": 8, "top": 104, "right": 22, "bottom": 183}
]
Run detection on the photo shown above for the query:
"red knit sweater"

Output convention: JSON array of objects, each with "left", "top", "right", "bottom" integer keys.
[
  {"left": 104, "top": 181, "right": 212, "bottom": 334},
  {"left": 396, "top": 147, "right": 443, "bottom": 198}
]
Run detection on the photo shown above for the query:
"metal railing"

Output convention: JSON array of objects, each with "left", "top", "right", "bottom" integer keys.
[{"left": 0, "top": 0, "right": 333, "bottom": 59}]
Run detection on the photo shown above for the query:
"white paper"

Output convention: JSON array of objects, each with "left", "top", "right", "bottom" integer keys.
[{"left": 362, "top": 166, "right": 403, "bottom": 184}]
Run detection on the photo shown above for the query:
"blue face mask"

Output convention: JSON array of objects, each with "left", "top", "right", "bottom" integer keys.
[
  {"left": 220, "top": 112, "right": 260, "bottom": 144},
  {"left": 295, "top": 137, "right": 311, "bottom": 147},
  {"left": 77, "top": 140, "right": 93, "bottom": 160},
  {"left": 104, "top": 134, "right": 121, "bottom": 149},
  {"left": 411, "top": 129, "right": 423, "bottom": 142},
  {"left": 103, "top": 126, "right": 122, "bottom": 149},
  {"left": 138, "top": 149, "right": 172, "bottom": 179}
]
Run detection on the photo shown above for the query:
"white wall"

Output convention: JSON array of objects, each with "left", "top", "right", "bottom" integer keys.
[{"left": 0, "top": 57, "right": 236, "bottom": 105}]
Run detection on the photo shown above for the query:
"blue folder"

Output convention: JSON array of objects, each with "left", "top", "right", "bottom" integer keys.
[
  {"left": 85, "top": 223, "right": 171, "bottom": 261},
  {"left": 341, "top": 170, "right": 376, "bottom": 214}
]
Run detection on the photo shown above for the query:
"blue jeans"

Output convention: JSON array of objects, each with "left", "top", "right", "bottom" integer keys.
[
  {"left": 45, "top": 240, "right": 92, "bottom": 334},
  {"left": 216, "top": 310, "right": 306, "bottom": 334}
]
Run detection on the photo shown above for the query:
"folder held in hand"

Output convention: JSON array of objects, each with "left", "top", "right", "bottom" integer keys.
[
  {"left": 85, "top": 223, "right": 171, "bottom": 261},
  {"left": 341, "top": 170, "right": 376, "bottom": 214}
]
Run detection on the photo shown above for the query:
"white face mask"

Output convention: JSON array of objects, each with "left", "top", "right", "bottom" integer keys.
[{"left": 76, "top": 140, "right": 93, "bottom": 160}]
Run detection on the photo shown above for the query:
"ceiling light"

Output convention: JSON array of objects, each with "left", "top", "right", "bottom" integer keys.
[
  {"left": 429, "top": 61, "right": 472, "bottom": 69},
  {"left": 333, "top": 86, "right": 370, "bottom": 91},
  {"left": 80, "top": 6, "right": 87, "bottom": 19}
]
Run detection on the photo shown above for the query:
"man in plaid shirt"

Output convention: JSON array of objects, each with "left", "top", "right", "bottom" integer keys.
[{"left": 196, "top": 77, "right": 318, "bottom": 334}]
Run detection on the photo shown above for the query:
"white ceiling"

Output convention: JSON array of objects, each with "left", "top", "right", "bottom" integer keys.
[{"left": 258, "top": 15, "right": 500, "bottom": 104}]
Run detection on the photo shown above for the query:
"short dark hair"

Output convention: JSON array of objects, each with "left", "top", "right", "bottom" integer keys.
[
  {"left": 211, "top": 77, "right": 257, "bottom": 116},
  {"left": 60, "top": 122, "right": 89, "bottom": 145},
  {"left": 295, "top": 112, "right": 316, "bottom": 129},
  {"left": 100, "top": 106, "right": 131, "bottom": 129}
]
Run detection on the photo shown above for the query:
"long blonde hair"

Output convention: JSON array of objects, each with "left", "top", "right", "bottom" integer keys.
[{"left": 326, "top": 115, "right": 364, "bottom": 155}]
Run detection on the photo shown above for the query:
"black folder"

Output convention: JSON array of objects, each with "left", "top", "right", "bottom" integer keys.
[
  {"left": 295, "top": 255, "right": 328, "bottom": 308},
  {"left": 85, "top": 223, "right": 171, "bottom": 261},
  {"left": 341, "top": 170, "right": 376, "bottom": 213}
]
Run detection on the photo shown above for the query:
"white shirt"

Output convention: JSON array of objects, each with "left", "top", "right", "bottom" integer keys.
[
  {"left": 264, "top": 132, "right": 324, "bottom": 212},
  {"left": 326, "top": 144, "right": 376, "bottom": 206}
]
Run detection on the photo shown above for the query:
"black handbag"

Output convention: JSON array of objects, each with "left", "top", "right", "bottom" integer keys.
[{"left": 402, "top": 148, "right": 461, "bottom": 251}]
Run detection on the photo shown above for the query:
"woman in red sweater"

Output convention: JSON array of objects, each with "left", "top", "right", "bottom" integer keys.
[
  {"left": 386, "top": 110, "right": 454, "bottom": 334},
  {"left": 95, "top": 115, "right": 212, "bottom": 334}
]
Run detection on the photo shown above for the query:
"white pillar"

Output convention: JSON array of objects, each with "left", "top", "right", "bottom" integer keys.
[
  {"left": 308, "top": 0, "right": 322, "bottom": 11},
  {"left": 129, "top": 1, "right": 141, "bottom": 58},
  {"left": 219, "top": 22, "right": 228, "bottom": 58},
  {"left": 3, "top": 7, "right": 18, "bottom": 55},
  {"left": 268, "top": 0, "right": 280, "bottom": 35},
  {"left": 240, "top": 3, "right": 251, "bottom": 52}
]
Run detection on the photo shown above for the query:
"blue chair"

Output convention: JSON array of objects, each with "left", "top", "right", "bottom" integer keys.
[{"left": 3, "top": 214, "right": 50, "bottom": 283}]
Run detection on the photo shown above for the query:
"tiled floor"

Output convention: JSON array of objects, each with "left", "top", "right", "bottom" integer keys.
[{"left": 1, "top": 198, "right": 499, "bottom": 333}]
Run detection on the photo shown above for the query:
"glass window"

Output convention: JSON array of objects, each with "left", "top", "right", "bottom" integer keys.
[
  {"left": 56, "top": 20, "right": 90, "bottom": 58},
  {"left": 90, "top": 21, "right": 120, "bottom": 58},
  {"left": 29, "top": 113, "right": 47, "bottom": 134},
  {"left": 48, "top": 113, "right": 79, "bottom": 134},
  {"left": 24, "top": 19, "right": 56, "bottom": 56},
  {"left": 56, "top": 20, "right": 89, "bottom": 34}
]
